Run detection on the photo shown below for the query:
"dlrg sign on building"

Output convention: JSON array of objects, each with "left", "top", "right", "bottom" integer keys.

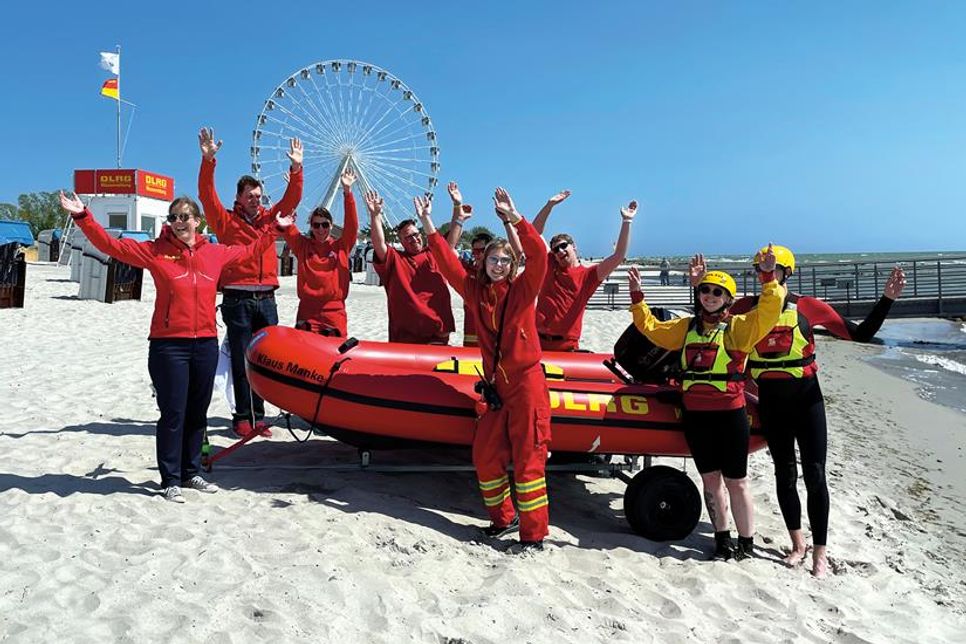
[{"left": 74, "top": 169, "right": 175, "bottom": 238}]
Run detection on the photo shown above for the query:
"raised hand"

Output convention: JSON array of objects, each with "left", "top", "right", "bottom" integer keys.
[
  {"left": 341, "top": 168, "right": 357, "bottom": 191},
  {"left": 447, "top": 181, "right": 463, "bottom": 205},
  {"left": 688, "top": 253, "right": 706, "bottom": 287},
  {"left": 276, "top": 211, "right": 295, "bottom": 228},
  {"left": 547, "top": 190, "right": 571, "bottom": 206},
  {"left": 620, "top": 200, "right": 638, "bottom": 222},
  {"left": 757, "top": 243, "right": 778, "bottom": 273},
  {"left": 454, "top": 203, "right": 473, "bottom": 225},
  {"left": 628, "top": 266, "right": 643, "bottom": 293},
  {"left": 413, "top": 195, "right": 432, "bottom": 221},
  {"left": 287, "top": 137, "right": 304, "bottom": 167},
  {"left": 364, "top": 190, "right": 384, "bottom": 218},
  {"left": 199, "top": 127, "right": 222, "bottom": 160},
  {"left": 59, "top": 190, "right": 85, "bottom": 214},
  {"left": 493, "top": 187, "right": 520, "bottom": 222},
  {"left": 884, "top": 265, "right": 906, "bottom": 300}
]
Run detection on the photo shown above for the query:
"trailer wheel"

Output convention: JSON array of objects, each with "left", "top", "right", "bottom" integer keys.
[{"left": 624, "top": 465, "right": 701, "bottom": 541}]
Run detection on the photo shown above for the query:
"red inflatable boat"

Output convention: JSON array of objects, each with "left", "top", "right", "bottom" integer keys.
[{"left": 245, "top": 326, "right": 766, "bottom": 457}]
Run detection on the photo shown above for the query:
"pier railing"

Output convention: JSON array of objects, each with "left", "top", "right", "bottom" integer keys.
[{"left": 588, "top": 255, "right": 966, "bottom": 318}]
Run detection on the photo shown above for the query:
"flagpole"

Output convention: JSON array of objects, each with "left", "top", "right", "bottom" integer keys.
[{"left": 116, "top": 44, "right": 121, "bottom": 168}]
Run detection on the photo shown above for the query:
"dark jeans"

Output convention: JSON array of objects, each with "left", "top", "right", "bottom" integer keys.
[
  {"left": 148, "top": 338, "right": 218, "bottom": 488},
  {"left": 220, "top": 291, "right": 278, "bottom": 424}
]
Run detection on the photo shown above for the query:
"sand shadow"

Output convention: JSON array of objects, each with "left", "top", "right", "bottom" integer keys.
[
  {"left": 205, "top": 432, "right": 709, "bottom": 560},
  {"left": 0, "top": 418, "right": 156, "bottom": 439},
  {"left": 45, "top": 278, "right": 76, "bottom": 283},
  {"left": 0, "top": 472, "right": 157, "bottom": 497}
]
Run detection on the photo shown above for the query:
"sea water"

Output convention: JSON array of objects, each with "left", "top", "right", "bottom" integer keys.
[{"left": 869, "top": 318, "right": 966, "bottom": 415}]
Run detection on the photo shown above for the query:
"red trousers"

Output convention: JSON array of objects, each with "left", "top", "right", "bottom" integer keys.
[
  {"left": 473, "top": 367, "right": 551, "bottom": 542},
  {"left": 296, "top": 301, "right": 347, "bottom": 337}
]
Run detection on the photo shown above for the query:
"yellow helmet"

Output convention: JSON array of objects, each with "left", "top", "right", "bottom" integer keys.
[
  {"left": 698, "top": 271, "right": 737, "bottom": 298},
  {"left": 754, "top": 244, "right": 795, "bottom": 274}
]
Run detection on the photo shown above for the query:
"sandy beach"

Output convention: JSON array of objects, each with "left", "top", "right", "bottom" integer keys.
[{"left": 2, "top": 262, "right": 965, "bottom": 643}]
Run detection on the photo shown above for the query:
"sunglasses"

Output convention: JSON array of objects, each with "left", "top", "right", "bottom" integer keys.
[
  {"left": 698, "top": 285, "right": 725, "bottom": 297},
  {"left": 486, "top": 256, "right": 512, "bottom": 267},
  {"left": 552, "top": 241, "right": 570, "bottom": 254},
  {"left": 166, "top": 213, "right": 194, "bottom": 223},
  {"left": 404, "top": 232, "right": 421, "bottom": 241},
  {"left": 311, "top": 221, "right": 331, "bottom": 230}
]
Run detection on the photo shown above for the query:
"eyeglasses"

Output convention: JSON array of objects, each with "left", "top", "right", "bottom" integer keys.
[
  {"left": 167, "top": 213, "right": 194, "bottom": 223},
  {"left": 404, "top": 232, "right": 421, "bottom": 241},
  {"left": 311, "top": 221, "right": 331, "bottom": 230},
  {"left": 698, "top": 285, "right": 725, "bottom": 297},
  {"left": 486, "top": 256, "right": 512, "bottom": 267},
  {"left": 552, "top": 241, "right": 570, "bottom": 254}
]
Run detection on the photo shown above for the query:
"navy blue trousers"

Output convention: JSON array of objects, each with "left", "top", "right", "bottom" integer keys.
[
  {"left": 220, "top": 292, "right": 278, "bottom": 424},
  {"left": 148, "top": 338, "right": 218, "bottom": 487}
]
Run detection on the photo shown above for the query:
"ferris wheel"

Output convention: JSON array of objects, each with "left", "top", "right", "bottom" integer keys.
[{"left": 251, "top": 60, "right": 439, "bottom": 228}]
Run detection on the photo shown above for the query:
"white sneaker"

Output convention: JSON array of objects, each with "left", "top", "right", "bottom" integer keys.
[
  {"left": 163, "top": 486, "right": 186, "bottom": 503},
  {"left": 185, "top": 476, "right": 219, "bottom": 494}
]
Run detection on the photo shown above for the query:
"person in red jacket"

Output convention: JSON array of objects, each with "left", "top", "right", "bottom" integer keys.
[
  {"left": 723, "top": 247, "right": 906, "bottom": 577},
  {"left": 197, "top": 127, "right": 304, "bottom": 438},
  {"left": 365, "top": 190, "right": 454, "bottom": 344},
  {"left": 420, "top": 187, "right": 550, "bottom": 552},
  {"left": 279, "top": 168, "right": 358, "bottom": 337},
  {"left": 59, "top": 191, "right": 293, "bottom": 503},
  {"left": 532, "top": 190, "right": 637, "bottom": 351}
]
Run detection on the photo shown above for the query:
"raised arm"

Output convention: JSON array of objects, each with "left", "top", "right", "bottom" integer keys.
[
  {"left": 268, "top": 137, "right": 304, "bottom": 218},
  {"left": 278, "top": 214, "right": 305, "bottom": 257},
  {"left": 364, "top": 190, "right": 388, "bottom": 262},
  {"left": 502, "top": 218, "right": 525, "bottom": 262},
  {"left": 338, "top": 169, "right": 359, "bottom": 253},
  {"left": 417, "top": 193, "right": 468, "bottom": 297},
  {"left": 494, "top": 187, "right": 546, "bottom": 301},
  {"left": 197, "top": 127, "right": 230, "bottom": 236},
  {"left": 532, "top": 190, "right": 571, "bottom": 235},
  {"left": 59, "top": 192, "right": 155, "bottom": 268},
  {"left": 596, "top": 200, "right": 637, "bottom": 280},
  {"left": 444, "top": 181, "right": 471, "bottom": 249},
  {"left": 728, "top": 245, "right": 786, "bottom": 351}
]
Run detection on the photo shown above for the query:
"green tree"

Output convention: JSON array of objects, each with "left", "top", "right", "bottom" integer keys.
[
  {"left": 465, "top": 225, "right": 496, "bottom": 246},
  {"left": 14, "top": 191, "right": 66, "bottom": 238},
  {"left": 359, "top": 221, "right": 398, "bottom": 244},
  {"left": 0, "top": 202, "right": 16, "bottom": 220}
]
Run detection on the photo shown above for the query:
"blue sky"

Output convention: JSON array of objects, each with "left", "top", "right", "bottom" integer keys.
[{"left": 3, "top": 1, "right": 965, "bottom": 255}]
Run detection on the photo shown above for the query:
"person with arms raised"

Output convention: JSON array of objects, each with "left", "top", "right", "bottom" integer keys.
[
  {"left": 420, "top": 188, "right": 551, "bottom": 552},
  {"left": 59, "top": 191, "right": 293, "bottom": 502},
  {"left": 197, "top": 127, "right": 304, "bottom": 438},
  {"left": 365, "top": 190, "right": 454, "bottom": 344},
  {"left": 628, "top": 246, "right": 784, "bottom": 561},
  {"left": 533, "top": 190, "right": 637, "bottom": 351},
  {"left": 278, "top": 168, "right": 358, "bottom": 337}
]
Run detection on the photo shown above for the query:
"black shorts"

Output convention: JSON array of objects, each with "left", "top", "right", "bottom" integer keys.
[{"left": 682, "top": 407, "right": 750, "bottom": 479}]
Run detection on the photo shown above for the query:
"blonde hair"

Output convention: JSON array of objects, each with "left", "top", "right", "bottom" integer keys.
[{"left": 477, "top": 238, "right": 519, "bottom": 284}]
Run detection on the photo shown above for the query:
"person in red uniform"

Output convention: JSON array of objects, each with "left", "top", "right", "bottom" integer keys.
[
  {"left": 197, "top": 127, "right": 304, "bottom": 438},
  {"left": 278, "top": 168, "right": 358, "bottom": 337},
  {"left": 629, "top": 248, "right": 784, "bottom": 561},
  {"left": 365, "top": 190, "right": 454, "bottom": 344},
  {"left": 532, "top": 190, "right": 637, "bottom": 351},
  {"left": 420, "top": 187, "right": 550, "bottom": 551},
  {"left": 720, "top": 246, "right": 906, "bottom": 577},
  {"left": 59, "top": 191, "right": 293, "bottom": 502}
]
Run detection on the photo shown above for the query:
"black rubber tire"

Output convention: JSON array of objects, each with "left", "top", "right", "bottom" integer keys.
[{"left": 624, "top": 465, "right": 701, "bottom": 541}]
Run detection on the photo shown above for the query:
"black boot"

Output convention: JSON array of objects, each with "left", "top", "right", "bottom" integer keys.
[
  {"left": 482, "top": 515, "right": 520, "bottom": 538},
  {"left": 713, "top": 531, "right": 735, "bottom": 561},
  {"left": 735, "top": 535, "right": 755, "bottom": 561}
]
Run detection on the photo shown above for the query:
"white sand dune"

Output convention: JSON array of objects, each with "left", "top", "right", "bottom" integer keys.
[{"left": 1, "top": 262, "right": 965, "bottom": 642}]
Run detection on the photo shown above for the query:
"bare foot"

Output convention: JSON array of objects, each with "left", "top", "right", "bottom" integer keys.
[
  {"left": 784, "top": 547, "right": 808, "bottom": 567},
  {"left": 811, "top": 549, "right": 828, "bottom": 578}
]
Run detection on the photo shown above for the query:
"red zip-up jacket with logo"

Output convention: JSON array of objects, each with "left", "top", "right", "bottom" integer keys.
[
  {"left": 198, "top": 157, "right": 303, "bottom": 289},
  {"left": 279, "top": 191, "right": 358, "bottom": 305},
  {"left": 71, "top": 209, "right": 276, "bottom": 339},
  {"left": 429, "top": 218, "right": 548, "bottom": 386}
]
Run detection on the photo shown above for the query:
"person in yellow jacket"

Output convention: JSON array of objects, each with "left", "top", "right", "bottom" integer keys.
[{"left": 627, "top": 245, "right": 784, "bottom": 560}]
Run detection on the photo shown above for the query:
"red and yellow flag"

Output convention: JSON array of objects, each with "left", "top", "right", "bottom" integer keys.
[{"left": 101, "top": 78, "right": 119, "bottom": 100}]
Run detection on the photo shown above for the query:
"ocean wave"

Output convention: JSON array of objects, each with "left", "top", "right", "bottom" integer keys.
[{"left": 911, "top": 352, "right": 966, "bottom": 377}]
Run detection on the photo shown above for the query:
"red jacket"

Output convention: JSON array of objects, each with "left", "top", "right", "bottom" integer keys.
[
  {"left": 373, "top": 245, "right": 455, "bottom": 343},
  {"left": 536, "top": 260, "right": 603, "bottom": 343},
  {"left": 71, "top": 210, "right": 275, "bottom": 339},
  {"left": 429, "top": 219, "right": 548, "bottom": 387},
  {"left": 281, "top": 191, "right": 358, "bottom": 308},
  {"left": 198, "top": 157, "right": 303, "bottom": 289}
]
